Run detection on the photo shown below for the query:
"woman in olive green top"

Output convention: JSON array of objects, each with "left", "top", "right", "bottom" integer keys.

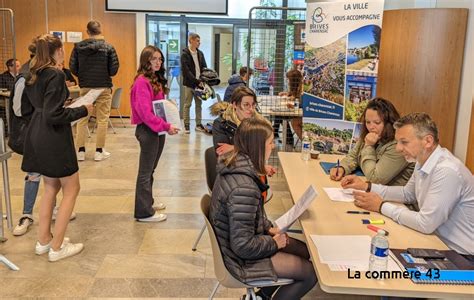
[{"left": 330, "top": 98, "right": 414, "bottom": 186}]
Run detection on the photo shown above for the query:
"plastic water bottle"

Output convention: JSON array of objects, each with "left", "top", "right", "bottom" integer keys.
[
  {"left": 269, "top": 85, "right": 274, "bottom": 96},
  {"left": 301, "top": 133, "right": 311, "bottom": 161},
  {"left": 369, "top": 230, "right": 389, "bottom": 274}
]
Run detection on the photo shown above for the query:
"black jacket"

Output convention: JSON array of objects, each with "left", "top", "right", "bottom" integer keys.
[
  {"left": 180, "top": 47, "right": 207, "bottom": 88},
  {"left": 0, "top": 71, "right": 15, "bottom": 90},
  {"left": 212, "top": 116, "right": 237, "bottom": 150},
  {"left": 69, "top": 37, "right": 119, "bottom": 88},
  {"left": 209, "top": 154, "right": 277, "bottom": 283},
  {"left": 21, "top": 68, "right": 88, "bottom": 177}
]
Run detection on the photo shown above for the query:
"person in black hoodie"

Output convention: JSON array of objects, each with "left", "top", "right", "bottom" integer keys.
[
  {"left": 223, "top": 66, "right": 253, "bottom": 102},
  {"left": 180, "top": 32, "right": 207, "bottom": 134},
  {"left": 69, "top": 20, "right": 119, "bottom": 162}
]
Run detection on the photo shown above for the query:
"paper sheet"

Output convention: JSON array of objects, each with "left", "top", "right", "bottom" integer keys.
[
  {"left": 323, "top": 187, "right": 355, "bottom": 202},
  {"left": 274, "top": 185, "right": 317, "bottom": 232},
  {"left": 310, "top": 235, "right": 401, "bottom": 272},
  {"left": 152, "top": 99, "right": 182, "bottom": 134},
  {"left": 67, "top": 88, "right": 104, "bottom": 108}
]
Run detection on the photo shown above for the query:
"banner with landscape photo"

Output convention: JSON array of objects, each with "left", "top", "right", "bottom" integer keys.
[{"left": 302, "top": 0, "right": 384, "bottom": 144}]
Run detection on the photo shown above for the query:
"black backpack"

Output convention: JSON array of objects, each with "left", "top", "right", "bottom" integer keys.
[{"left": 8, "top": 75, "right": 32, "bottom": 155}]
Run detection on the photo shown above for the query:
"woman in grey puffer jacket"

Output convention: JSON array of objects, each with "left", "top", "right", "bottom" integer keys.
[{"left": 210, "top": 118, "right": 317, "bottom": 300}]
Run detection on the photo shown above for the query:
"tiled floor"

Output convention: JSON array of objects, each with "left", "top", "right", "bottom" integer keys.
[{"left": 0, "top": 120, "right": 377, "bottom": 299}]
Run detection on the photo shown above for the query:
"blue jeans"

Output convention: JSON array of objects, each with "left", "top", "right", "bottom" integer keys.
[{"left": 23, "top": 172, "right": 41, "bottom": 215}]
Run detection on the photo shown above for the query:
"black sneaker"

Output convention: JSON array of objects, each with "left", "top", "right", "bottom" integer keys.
[
  {"left": 195, "top": 124, "right": 206, "bottom": 133},
  {"left": 184, "top": 124, "right": 190, "bottom": 134}
]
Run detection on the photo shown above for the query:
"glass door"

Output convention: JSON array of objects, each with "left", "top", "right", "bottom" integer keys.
[{"left": 148, "top": 21, "right": 181, "bottom": 106}]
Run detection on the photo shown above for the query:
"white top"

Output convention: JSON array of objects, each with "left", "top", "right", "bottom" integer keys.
[
  {"left": 189, "top": 48, "right": 200, "bottom": 79},
  {"left": 372, "top": 146, "right": 474, "bottom": 255}
]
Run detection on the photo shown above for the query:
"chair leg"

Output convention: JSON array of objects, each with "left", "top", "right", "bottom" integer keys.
[
  {"left": 108, "top": 119, "right": 116, "bottom": 134},
  {"left": 87, "top": 126, "right": 91, "bottom": 138},
  {"left": 192, "top": 224, "right": 206, "bottom": 251},
  {"left": 209, "top": 281, "right": 219, "bottom": 300},
  {"left": 116, "top": 109, "right": 126, "bottom": 128},
  {"left": 246, "top": 288, "right": 257, "bottom": 300}
]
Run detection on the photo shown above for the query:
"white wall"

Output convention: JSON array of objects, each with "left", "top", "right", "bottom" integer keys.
[{"left": 136, "top": 13, "right": 147, "bottom": 67}]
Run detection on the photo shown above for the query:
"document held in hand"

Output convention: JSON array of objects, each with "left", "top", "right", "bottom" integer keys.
[
  {"left": 67, "top": 88, "right": 104, "bottom": 109},
  {"left": 152, "top": 99, "right": 182, "bottom": 134},
  {"left": 68, "top": 89, "right": 104, "bottom": 126},
  {"left": 275, "top": 185, "right": 317, "bottom": 232}
]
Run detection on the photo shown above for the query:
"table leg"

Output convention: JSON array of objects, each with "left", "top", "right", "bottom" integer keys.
[{"left": 282, "top": 119, "right": 288, "bottom": 151}]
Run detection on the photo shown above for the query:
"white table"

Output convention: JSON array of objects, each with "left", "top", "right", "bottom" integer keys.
[{"left": 278, "top": 152, "right": 472, "bottom": 298}]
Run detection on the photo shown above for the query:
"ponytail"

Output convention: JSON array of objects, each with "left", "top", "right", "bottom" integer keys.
[{"left": 26, "top": 34, "right": 62, "bottom": 85}]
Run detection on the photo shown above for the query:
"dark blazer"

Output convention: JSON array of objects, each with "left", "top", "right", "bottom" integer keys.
[
  {"left": 180, "top": 47, "right": 207, "bottom": 88},
  {"left": 21, "top": 68, "right": 88, "bottom": 177},
  {"left": 69, "top": 37, "right": 119, "bottom": 88},
  {"left": 209, "top": 154, "right": 277, "bottom": 283}
]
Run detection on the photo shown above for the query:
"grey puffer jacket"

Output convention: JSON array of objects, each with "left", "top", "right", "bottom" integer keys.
[{"left": 210, "top": 154, "right": 278, "bottom": 283}]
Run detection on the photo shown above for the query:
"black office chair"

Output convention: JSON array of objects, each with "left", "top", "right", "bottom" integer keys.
[{"left": 192, "top": 146, "right": 218, "bottom": 251}]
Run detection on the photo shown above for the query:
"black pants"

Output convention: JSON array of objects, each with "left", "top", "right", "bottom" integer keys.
[{"left": 134, "top": 124, "right": 166, "bottom": 219}]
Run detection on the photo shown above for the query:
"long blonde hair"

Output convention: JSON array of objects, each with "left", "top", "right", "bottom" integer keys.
[{"left": 26, "top": 34, "right": 62, "bottom": 85}]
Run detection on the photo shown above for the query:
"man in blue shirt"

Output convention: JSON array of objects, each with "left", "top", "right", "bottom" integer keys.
[{"left": 342, "top": 113, "right": 474, "bottom": 256}]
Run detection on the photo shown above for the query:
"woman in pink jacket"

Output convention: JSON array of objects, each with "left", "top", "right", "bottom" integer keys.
[{"left": 130, "top": 45, "right": 179, "bottom": 222}]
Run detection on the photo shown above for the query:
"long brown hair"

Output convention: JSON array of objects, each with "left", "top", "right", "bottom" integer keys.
[
  {"left": 26, "top": 34, "right": 62, "bottom": 85},
  {"left": 226, "top": 118, "right": 273, "bottom": 175},
  {"left": 135, "top": 45, "right": 168, "bottom": 95},
  {"left": 359, "top": 97, "right": 401, "bottom": 144}
]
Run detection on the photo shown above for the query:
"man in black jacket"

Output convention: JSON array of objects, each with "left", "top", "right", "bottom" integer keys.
[
  {"left": 70, "top": 20, "right": 119, "bottom": 162},
  {"left": 180, "top": 33, "right": 207, "bottom": 134},
  {"left": 0, "top": 58, "right": 20, "bottom": 90}
]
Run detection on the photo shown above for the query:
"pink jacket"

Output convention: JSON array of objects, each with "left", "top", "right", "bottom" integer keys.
[{"left": 130, "top": 75, "right": 170, "bottom": 133}]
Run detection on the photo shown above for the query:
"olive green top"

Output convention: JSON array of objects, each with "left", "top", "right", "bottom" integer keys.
[{"left": 340, "top": 139, "right": 414, "bottom": 186}]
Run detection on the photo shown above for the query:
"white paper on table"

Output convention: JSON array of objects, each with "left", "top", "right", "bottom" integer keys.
[
  {"left": 310, "top": 235, "right": 401, "bottom": 272},
  {"left": 323, "top": 187, "right": 354, "bottom": 202},
  {"left": 67, "top": 88, "right": 104, "bottom": 109},
  {"left": 327, "top": 257, "right": 400, "bottom": 272},
  {"left": 274, "top": 185, "right": 317, "bottom": 232},
  {"left": 152, "top": 99, "right": 182, "bottom": 135}
]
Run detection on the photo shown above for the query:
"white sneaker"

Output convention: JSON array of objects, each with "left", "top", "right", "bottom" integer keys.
[
  {"left": 153, "top": 203, "right": 166, "bottom": 210},
  {"left": 35, "top": 237, "right": 70, "bottom": 255},
  {"left": 136, "top": 212, "right": 167, "bottom": 222},
  {"left": 52, "top": 207, "right": 77, "bottom": 221},
  {"left": 77, "top": 151, "right": 85, "bottom": 161},
  {"left": 13, "top": 215, "right": 34, "bottom": 236},
  {"left": 48, "top": 242, "right": 84, "bottom": 262},
  {"left": 94, "top": 150, "right": 111, "bottom": 161}
]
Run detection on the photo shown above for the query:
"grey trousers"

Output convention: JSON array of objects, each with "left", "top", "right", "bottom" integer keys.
[
  {"left": 134, "top": 124, "right": 166, "bottom": 219},
  {"left": 183, "top": 86, "right": 202, "bottom": 126}
]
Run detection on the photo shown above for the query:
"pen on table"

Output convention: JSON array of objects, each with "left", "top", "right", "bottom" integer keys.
[
  {"left": 336, "top": 159, "right": 340, "bottom": 176},
  {"left": 346, "top": 211, "right": 370, "bottom": 214}
]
